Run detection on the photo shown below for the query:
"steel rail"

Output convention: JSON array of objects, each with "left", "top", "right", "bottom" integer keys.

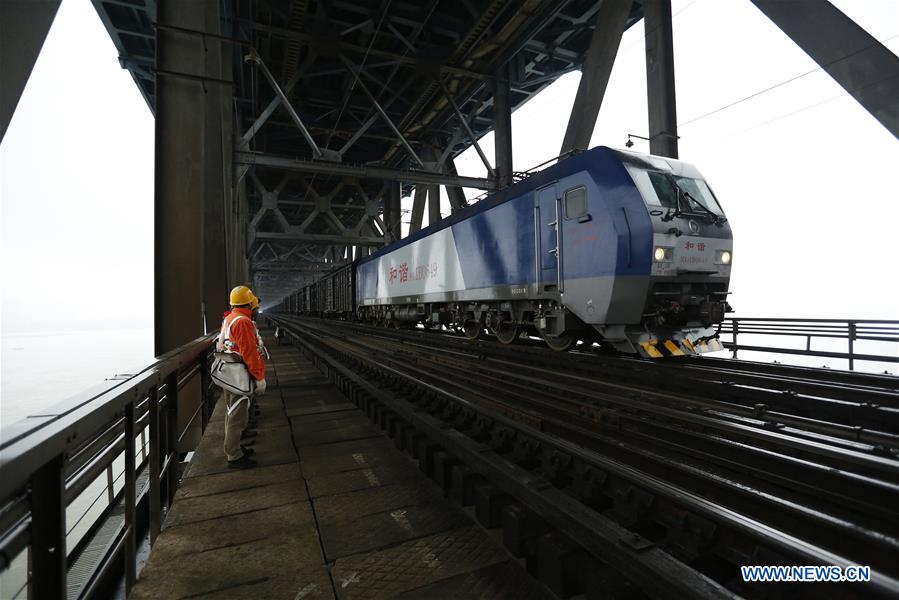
[
  {"left": 282, "top": 315, "right": 899, "bottom": 398},
  {"left": 289, "top": 317, "right": 899, "bottom": 453},
  {"left": 389, "top": 344, "right": 899, "bottom": 512}
]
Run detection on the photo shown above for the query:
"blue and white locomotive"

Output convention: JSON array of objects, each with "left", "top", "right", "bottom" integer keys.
[{"left": 285, "top": 146, "right": 733, "bottom": 357}]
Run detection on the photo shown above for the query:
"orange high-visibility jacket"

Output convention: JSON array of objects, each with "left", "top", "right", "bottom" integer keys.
[{"left": 217, "top": 307, "right": 266, "bottom": 381}]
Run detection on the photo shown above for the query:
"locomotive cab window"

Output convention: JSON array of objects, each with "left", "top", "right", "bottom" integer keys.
[
  {"left": 646, "top": 172, "right": 679, "bottom": 209},
  {"left": 564, "top": 186, "right": 588, "bottom": 220}
]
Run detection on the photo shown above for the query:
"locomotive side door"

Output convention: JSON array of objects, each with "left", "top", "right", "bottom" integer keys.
[{"left": 535, "top": 184, "right": 561, "bottom": 293}]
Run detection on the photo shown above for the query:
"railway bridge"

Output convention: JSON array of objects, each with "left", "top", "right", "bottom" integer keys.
[{"left": 1, "top": 1, "right": 898, "bottom": 599}]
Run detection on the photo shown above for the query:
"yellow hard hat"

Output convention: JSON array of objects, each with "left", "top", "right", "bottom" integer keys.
[{"left": 229, "top": 285, "right": 258, "bottom": 307}]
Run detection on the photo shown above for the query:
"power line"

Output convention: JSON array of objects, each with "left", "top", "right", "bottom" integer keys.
[
  {"left": 723, "top": 72, "right": 899, "bottom": 138},
  {"left": 679, "top": 33, "right": 899, "bottom": 128}
]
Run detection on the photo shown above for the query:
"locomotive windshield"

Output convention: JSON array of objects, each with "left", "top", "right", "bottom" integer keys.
[
  {"left": 670, "top": 176, "right": 724, "bottom": 216},
  {"left": 640, "top": 170, "right": 725, "bottom": 217}
]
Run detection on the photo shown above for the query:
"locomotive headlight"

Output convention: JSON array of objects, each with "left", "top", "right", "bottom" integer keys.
[
  {"left": 717, "top": 250, "right": 732, "bottom": 265},
  {"left": 654, "top": 246, "right": 673, "bottom": 262}
]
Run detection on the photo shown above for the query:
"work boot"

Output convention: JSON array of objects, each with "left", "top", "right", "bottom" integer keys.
[
  {"left": 228, "top": 455, "right": 257, "bottom": 469},
  {"left": 241, "top": 446, "right": 255, "bottom": 457}
]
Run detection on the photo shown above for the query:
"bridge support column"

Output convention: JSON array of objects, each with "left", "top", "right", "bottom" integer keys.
[
  {"left": 644, "top": 0, "right": 679, "bottom": 158},
  {"left": 424, "top": 146, "right": 441, "bottom": 226},
  {"left": 559, "top": 0, "right": 631, "bottom": 155},
  {"left": 427, "top": 184, "right": 441, "bottom": 226},
  {"left": 444, "top": 155, "right": 468, "bottom": 213},
  {"left": 493, "top": 66, "right": 514, "bottom": 188},
  {"left": 230, "top": 176, "right": 250, "bottom": 288},
  {"left": 383, "top": 181, "right": 402, "bottom": 241},
  {"left": 409, "top": 185, "right": 426, "bottom": 234},
  {"left": 202, "top": 1, "right": 231, "bottom": 321},
  {"left": 155, "top": 0, "right": 231, "bottom": 354}
]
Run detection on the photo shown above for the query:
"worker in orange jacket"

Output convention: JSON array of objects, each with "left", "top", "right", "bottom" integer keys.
[{"left": 217, "top": 285, "right": 267, "bottom": 468}]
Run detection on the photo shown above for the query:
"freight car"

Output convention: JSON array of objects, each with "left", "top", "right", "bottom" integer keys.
[
  {"left": 279, "top": 146, "right": 733, "bottom": 357},
  {"left": 302, "top": 263, "right": 354, "bottom": 317}
]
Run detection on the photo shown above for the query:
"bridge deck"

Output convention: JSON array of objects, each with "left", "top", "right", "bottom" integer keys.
[{"left": 130, "top": 335, "right": 548, "bottom": 599}]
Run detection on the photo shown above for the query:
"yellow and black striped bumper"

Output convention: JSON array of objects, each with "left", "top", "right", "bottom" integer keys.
[{"left": 638, "top": 337, "right": 723, "bottom": 358}]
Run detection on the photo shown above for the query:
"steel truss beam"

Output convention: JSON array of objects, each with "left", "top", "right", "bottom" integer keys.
[
  {"left": 245, "top": 50, "right": 328, "bottom": 159},
  {"left": 341, "top": 56, "right": 426, "bottom": 167},
  {"left": 750, "top": 0, "right": 899, "bottom": 138},
  {"left": 254, "top": 232, "right": 386, "bottom": 246},
  {"left": 253, "top": 262, "right": 347, "bottom": 273},
  {"left": 1, "top": 0, "right": 61, "bottom": 142},
  {"left": 247, "top": 175, "right": 387, "bottom": 255},
  {"left": 249, "top": 23, "right": 490, "bottom": 80},
  {"left": 234, "top": 151, "right": 496, "bottom": 189},
  {"left": 437, "top": 78, "right": 495, "bottom": 177},
  {"left": 559, "top": 0, "right": 631, "bottom": 155}
]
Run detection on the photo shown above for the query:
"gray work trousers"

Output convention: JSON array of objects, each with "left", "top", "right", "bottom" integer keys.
[{"left": 223, "top": 389, "right": 251, "bottom": 461}]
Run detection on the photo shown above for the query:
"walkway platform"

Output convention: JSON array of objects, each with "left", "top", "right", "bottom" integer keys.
[{"left": 130, "top": 335, "right": 550, "bottom": 599}]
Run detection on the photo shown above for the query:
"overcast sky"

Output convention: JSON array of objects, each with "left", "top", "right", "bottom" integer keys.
[
  {"left": 1, "top": 0, "right": 154, "bottom": 333},
  {"left": 1, "top": 0, "right": 897, "bottom": 337}
]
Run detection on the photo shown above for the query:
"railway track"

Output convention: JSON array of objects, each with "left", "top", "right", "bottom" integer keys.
[
  {"left": 269, "top": 315, "right": 899, "bottom": 599},
  {"left": 292, "top": 317, "right": 899, "bottom": 448}
]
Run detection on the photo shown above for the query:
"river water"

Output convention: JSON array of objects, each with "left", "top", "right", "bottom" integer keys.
[{"left": 1, "top": 328, "right": 154, "bottom": 428}]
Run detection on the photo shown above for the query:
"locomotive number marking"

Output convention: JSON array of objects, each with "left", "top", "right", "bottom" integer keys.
[{"left": 511, "top": 287, "right": 527, "bottom": 295}]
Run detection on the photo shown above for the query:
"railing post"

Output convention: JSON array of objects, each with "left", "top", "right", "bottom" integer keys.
[
  {"left": 200, "top": 352, "right": 211, "bottom": 431},
  {"left": 148, "top": 384, "right": 161, "bottom": 545},
  {"left": 105, "top": 463, "right": 115, "bottom": 505},
  {"left": 731, "top": 319, "right": 739, "bottom": 359},
  {"left": 30, "top": 455, "right": 66, "bottom": 600},
  {"left": 848, "top": 321, "right": 856, "bottom": 371},
  {"left": 124, "top": 400, "right": 136, "bottom": 592},
  {"left": 165, "top": 372, "right": 179, "bottom": 506}
]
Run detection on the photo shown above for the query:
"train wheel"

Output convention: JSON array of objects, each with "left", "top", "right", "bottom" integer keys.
[
  {"left": 462, "top": 320, "right": 482, "bottom": 340},
  {"left": 492, "top": 323, "right": 520, "bottom": 345},
  {"left": 542, "top": 330, "right": 577, "bottom": 352}
]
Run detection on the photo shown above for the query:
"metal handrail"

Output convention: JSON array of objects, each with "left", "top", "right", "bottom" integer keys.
[
  {"left": 719, "top": 317, "right": 899, "bottom": 371},
  {"left": 0, "top": 331, "right": 218, "bottom": 599}
]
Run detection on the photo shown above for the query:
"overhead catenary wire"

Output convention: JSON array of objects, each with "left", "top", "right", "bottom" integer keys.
[
  {"left": 678, "top": 33, "right": 899, "bottom": 129},
  {"left": 723, "top": 71, "right": 899, "bottom": 139}
]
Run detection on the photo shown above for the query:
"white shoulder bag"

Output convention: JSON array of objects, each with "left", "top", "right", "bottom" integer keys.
[{"left": 210, "top": 316, "right": 256, "bottom": 395}]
